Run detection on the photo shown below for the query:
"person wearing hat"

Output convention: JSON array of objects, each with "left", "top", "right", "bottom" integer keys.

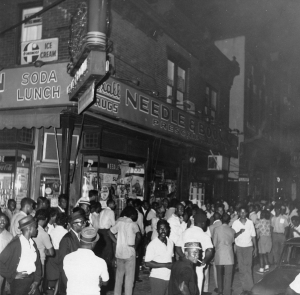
[
  {"left": 63, "top": 227, "right": 109, "bottom": 295},
  {"left": 0, "top": 215, "right": 42, "bottom": 295},
  {"left": 168, "top": 241, "right": 201, "bottom": 295},
  {"left": 57, "top": 210, "right": 86, "bottom": 295},
  {"left": 175, "top": 211, "right": 214, "bottom": 295}
]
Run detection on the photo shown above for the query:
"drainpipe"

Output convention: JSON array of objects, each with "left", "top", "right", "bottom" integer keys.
[{"left": 86, "top": 0, "right": 107, "bottom": 50}]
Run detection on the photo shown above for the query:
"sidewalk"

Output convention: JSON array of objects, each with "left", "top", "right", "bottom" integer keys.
[{"left": 107, "top": 261, "right": 276, "bottom": 295}]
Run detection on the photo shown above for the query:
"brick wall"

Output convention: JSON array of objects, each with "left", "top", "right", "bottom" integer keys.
[{"left": 0, "top": 0, "right": 234, "bottom": 124}]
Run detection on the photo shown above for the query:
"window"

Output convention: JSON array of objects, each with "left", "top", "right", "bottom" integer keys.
[
  {"left": 21, "top": 7, "right": 43, "bottom": 42},
  {"left": 167, "top": 60, "right": 187, "bottom": 109},
  {"left": 204, "top": 85, "right": 217, "bottom": 121}
]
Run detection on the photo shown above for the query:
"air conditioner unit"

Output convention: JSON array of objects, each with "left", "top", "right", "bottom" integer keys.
[{"left": 208, "top": 155, "right": 229, "bottom": 171}]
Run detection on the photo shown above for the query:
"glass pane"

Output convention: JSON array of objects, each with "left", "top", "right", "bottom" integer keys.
[
  {"left": 167, "top": 60, "right": 175, "bottom": 86},
  {"left": 176, "top": 91, "right": 184, "bottom": 110},
  {"left": 167, "top": 85, "right": 173, "bottom": 103},
  {"left": 22, "top": 7, "right": 43, "bottom": 42},
  {"left": 177, "top": 67, "right": 186, "bottom": 92},
  {"left": 206, "top": 86, "right": 210, "bottom": 95},
  {"left": 211, "top": 90, "right": 217, "bottom": 110},
  {"left": 211, "top": 110, "right": 215, "bottom": 119}
]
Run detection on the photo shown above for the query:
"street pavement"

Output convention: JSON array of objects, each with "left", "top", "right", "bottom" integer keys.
[{"left": 107, "top": 260, "right": 275, "bottom": 295}]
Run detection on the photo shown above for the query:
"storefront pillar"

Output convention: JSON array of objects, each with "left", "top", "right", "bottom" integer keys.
[{"left": 60, "top": 113, "right": 77, "bottom": 198}]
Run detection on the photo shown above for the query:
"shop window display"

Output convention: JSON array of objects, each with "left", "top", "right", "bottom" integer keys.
[
  {"left": 0, "top": 149, "right": 31, "bottom": 210},
  {"left": 81, "top": 156, "right": 145, "bottom": 215}
]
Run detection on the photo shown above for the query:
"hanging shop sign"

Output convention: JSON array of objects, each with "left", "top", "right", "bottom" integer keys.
[
  {"left": 0, "top": 62, "right": 72, "bottom": 109},
  {"left": 78, "top": 80, "right": 95, "bottom": 114},
  {"left": 90, "top": 78, "right": 238, "bottom": 157},
  {"left": 67, "top": 50, "right": 106, "bottom": 101},
  {"left": 21, "top": 38, "right": 59, "bottom": 65}
]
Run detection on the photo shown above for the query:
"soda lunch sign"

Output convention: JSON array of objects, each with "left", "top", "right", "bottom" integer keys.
[
  {"left": 91, "top": 78, "right": 238, "bottom": 156},
  {"left": 0, "top": 63, "right": 72, "bottom": 108}
]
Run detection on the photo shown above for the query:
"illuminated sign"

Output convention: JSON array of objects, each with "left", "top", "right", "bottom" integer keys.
[
  {"left": 68, "top": 50, "right": 106, "bottom": 101},
  {"left": 91, "top": 78, "right": 238, "bottom": 156},
  {"left": 21, "top": 38, "right": 58, "bottom": 65},
  {"left": 0, "top": 63, "right": 72, "bottom": 109}
]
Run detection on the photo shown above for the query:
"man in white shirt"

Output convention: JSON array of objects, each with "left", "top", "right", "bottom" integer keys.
[
  {"left": 97, "top": 199, "right": 116, "bottom": 290},
  {"left": 58, "top": 210, "right": 86, "bottom": 295},
  {"left": 108, "top": 206, "right": 141, "bottom": 295},
  {"left": 232, "top": 206, "right": 257, "bottom": 293},
  {"left": 46, "top": 213, "right": 68, "bottom": 289},
  {"left": 167, "top": 202, "right": 187, "bottom": 245},
  {"left": 0, "top": 215, "right": 42, "bottom": 295},
  {"left": 10, "top": 197, "right": 34, "bottom": 237},
  {"left": 64, "top": 227, "right": 109, "bottom": 295},
  {"left": 145, "top": 219, "right": 173, "bottom": 295},
  {"left": 176, "top": 211, "right": 214, "bottom": 295},
  {"left": 98, "top": 199, "right": 115, "bottom": 254}
]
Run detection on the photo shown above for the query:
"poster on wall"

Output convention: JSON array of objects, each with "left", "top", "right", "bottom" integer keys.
[
  {"left": 40, "top": 175, "right": 60, "bottom": 207},
  {"left": 15, "top": 167, "right": 29, "bottom": 209}
]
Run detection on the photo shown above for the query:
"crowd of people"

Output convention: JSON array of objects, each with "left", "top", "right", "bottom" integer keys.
[{"left": 0, "top": 193, "right": 300, "bottom": 295}]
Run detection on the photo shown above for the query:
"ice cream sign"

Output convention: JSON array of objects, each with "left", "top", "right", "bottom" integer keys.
[
  {"left": 0, "top": 62, "right": 72, "bottom": 108},
  {"left": 21, "top": 38, "right": 58, "bottom": 65}
]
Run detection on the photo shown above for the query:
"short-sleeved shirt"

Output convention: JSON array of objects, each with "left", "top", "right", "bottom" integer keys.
[
  {"left": 293, "top": 225, "right": 300, "bottom": 238},
  {"left": 271, "top": 215, "right": 289, "bottom": 234},
  {"left": 145, "top": 237, "right": 174, "bottom": 281},
  {"left": 232, "top": 218, "right": 256, "bottom": 247},
  {"left": 168, "top": 214, "right": 187, "bottom": 245},
  {"left": 99, "top": 207, "right": 115, "bottom": 229},
  {"left": 64, "top": 248, "right": 109, "bottom": 295},
  {"left": 176, "top": 225, "right": 213, "bottom": 259},
  {"left": 33, "top": 225, "right": 53, "bottom": 264},
  {"left": 110, "top": 216, "right": 139, "bottom": 259},
  {"left": 168, "top": 257, "right": 199, "bottom": 295},
  {"left": 49, "top": 225, "right": 68, "bottom": 250},
  {"left": 255, "top": 219, "right": 271, "bottom": 237}
]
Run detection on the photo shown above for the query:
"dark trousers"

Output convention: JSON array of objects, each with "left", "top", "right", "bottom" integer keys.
[
  {"left": 11, "top": 276, "right": 40, "bottom": 295},
  {"left": 216, "top": 265, "right": 233, "bottom": 295},
  {"left": 98, "top": 229, "right": 114, "bottom": 293},
  {"left": 98, "top": 229, "right": 113, "bottom": 262},
  {"left": 149, "top": 277, "right": 169, "bottom": 295},
  {"left": 135, "top": 235, "right": 144, "bottom": 280}
]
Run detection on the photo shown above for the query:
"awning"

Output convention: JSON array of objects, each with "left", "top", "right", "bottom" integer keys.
[{"left": 0, "top": 107, "right": 65, "bottom": 129}]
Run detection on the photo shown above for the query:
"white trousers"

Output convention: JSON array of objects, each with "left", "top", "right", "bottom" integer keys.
[{"left": 196, "top": 264, "right": 209, "bottom": 294}]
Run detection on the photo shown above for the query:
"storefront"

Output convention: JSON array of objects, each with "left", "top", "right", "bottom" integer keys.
[
  {"left": 0, "top": 62, "right": 74, "bottom": 209},
  {"left": 0, "top": 61, "right": 237, "bottom": 212},
  {"left": 64, "top": 76, "right": 238, "bottom": 209}
]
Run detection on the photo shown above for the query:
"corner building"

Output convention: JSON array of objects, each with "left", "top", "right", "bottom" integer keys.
[{"left": 0, "top": 0, "right": 238, "bottom": 211}]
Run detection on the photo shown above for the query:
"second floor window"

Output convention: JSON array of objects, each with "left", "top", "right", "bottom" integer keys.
[
  {"left": 21, "top": 7, "right": 43, "bottom": 42},
  {"left": 204, "top": 85, "right": 217, "bottom": 121},
  {"left": 167, "top": 60, "right": 186, "bottom": 109}
]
